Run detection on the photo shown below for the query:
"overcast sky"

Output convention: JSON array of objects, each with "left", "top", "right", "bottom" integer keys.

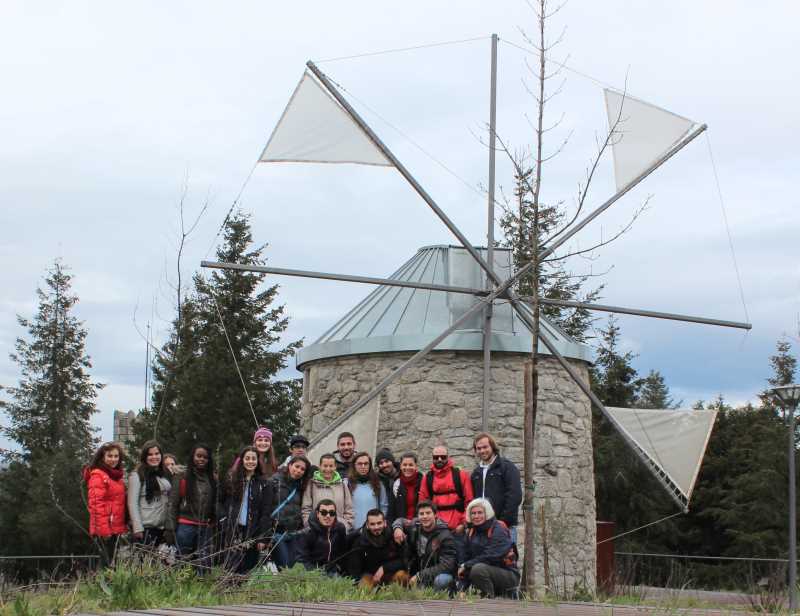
[{"left": 1, "top": 1, "right": 798, "bottom": 446}]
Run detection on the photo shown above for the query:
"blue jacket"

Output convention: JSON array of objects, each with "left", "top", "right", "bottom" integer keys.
[
  {"left": 470, "top": 456, "right": 522, "bottom": 527},
  {"left": 463, "top": 517, "right": 518, "bottom": 573}
]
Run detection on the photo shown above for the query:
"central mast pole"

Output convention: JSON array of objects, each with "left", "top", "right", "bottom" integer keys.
[{"left": 482, "top": 33, "right": 498, "bottom": 431}]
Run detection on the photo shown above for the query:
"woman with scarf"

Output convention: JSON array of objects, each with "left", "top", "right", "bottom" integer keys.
[
  {"left": 220, "top": 445, "right": 271, "bottom": 573},
  {"left": 166, "top": 444, "right": 217, "bottom": 569},
  {"left": 128, "top": 440, "right": 172, "bottom": 546},
  {"left": 85, "top": 441, "right": 127, "bottom": 566},
  {"left": 301, "top": 453, "right": 354, "bottom": 532},
  {"left": 260, "top": 454, "right": 311, "bottom": 569},
  {"left": 348, "top": 452, "right": 388, "bottom": 530}
]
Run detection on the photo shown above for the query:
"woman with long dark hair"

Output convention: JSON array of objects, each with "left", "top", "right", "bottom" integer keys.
[
  {"left": 166, "top": 444, "right": 217, "bottom": 568},
  {"left": 84, "top": 441, "right": 127, "bottom": 566},
  {"left": 348, "top": 451, "right": 388, "bottom": 530},
  {"left": 261, "top": 454, "right": 311, "bottom": 569},
  {"left": 128, "top": 440, "right": 172, "bottom": 546},
  {"left": 252, "top": 426, "right": 277, "bottom": 478},
  {"left": 220, "top": 445, "right": 271, "bottom": 573}
]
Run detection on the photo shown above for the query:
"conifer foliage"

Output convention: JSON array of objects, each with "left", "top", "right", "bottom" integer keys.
[
  {"left": 134, "top": 211, "right": 302, "bottom": 465},
  {"left": 0, "top": 260, "right": 101, "bottom": 558}
]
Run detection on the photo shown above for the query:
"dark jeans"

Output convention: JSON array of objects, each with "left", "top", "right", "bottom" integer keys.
[
  {"left": 176, "top": 523, "right": 214, "bottom": 570},
  {"left": 136, "top": 527, "right": 164, "bottom": 546},
  {"left": 94, "top": 535, "right": 121, "bottom": 568},
  {"left": 465, "top": 563, "right": 520, "bottom": 598},
  {"left": 225, "top": 525, "right": 262, "bottom": 574},
  {"left": 271, "top": 531, "right": 299, "bottom": 570}
]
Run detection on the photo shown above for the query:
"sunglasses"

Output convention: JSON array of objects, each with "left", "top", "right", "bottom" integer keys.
[
  {"left": 318, "top": 510, "right": 336, "bottom": 517},
  {"left": 432, "top": 455, "right": 448, "bottom": 461}
]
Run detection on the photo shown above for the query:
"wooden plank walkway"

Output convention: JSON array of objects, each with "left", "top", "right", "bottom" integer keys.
[{"left": 102, "top": 598, "right": 752, "bottom": 616}]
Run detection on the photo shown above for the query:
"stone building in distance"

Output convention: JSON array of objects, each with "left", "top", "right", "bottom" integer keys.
[
  {"left": 113, "top": 409, "right": 137, "bottom": 452},
  {"left": 298, "top": 245, "right": 596, "bottom": 592}
]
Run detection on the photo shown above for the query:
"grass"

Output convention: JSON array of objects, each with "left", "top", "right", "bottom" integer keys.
[
  {"left": 0, "top": 562, "right": 453, "bottom": 616},
  {"left": 4, "top": 560, "right": 796, "bottom": 616}
]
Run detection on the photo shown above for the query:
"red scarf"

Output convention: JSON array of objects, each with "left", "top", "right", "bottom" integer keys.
[
  {"left": 401, "top": 472, "right": 419, "bottom": 519},
  {"left": 99, "top": 464, "right": 124, "bottom": 481}
]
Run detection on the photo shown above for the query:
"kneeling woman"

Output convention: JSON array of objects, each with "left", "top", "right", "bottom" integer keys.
[
  {"left": 167, "top": 444, "right": 217, "bottom": 569},
  {"left": 85, "top": 442, "right": 127, "bottom": 567},
  {"left": 220, "top": 446, "right": 271, "bottom": 573},
  {"left": 458, "top": 498, "right": 519, "bottom": 598}
]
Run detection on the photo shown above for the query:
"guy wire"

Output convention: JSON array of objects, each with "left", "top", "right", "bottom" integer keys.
[
  {"left": 316, "top": 35, "right": 490, "bottom": 63},
  {"left": 211, "top": 289, "right": 260, "bottom": 429},
  {"left": 705, "top": 132, "right": 750, "bottom": 327}
]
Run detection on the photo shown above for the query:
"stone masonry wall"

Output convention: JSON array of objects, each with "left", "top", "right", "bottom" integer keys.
[{"left": 301, "top": 350, "right": 596, "bottom": 594}]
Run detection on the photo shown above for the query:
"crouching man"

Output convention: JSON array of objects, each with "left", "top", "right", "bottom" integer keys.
[
  {"left": 392, "top": 500, "right": 457, "bottom": 592},
  {"left": 458, "top": 498, "right": 520, "bottom": 598},
  {"left": 349, "top": 509, "right": 409, "bottom": 588},
  {"left": 295, "top": 499, "right": 348, "bottom": 575}
]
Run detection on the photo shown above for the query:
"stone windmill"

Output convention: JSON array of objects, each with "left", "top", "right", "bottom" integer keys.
[{"left": 203, "top": 35, "right": 750, "bottom": 590}]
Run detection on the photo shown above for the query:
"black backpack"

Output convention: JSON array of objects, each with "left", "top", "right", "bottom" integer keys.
[{"left": 425, "top": 466, "right": 465, "bottom": 512}]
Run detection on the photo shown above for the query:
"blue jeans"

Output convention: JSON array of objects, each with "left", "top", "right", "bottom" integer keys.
[
  {"left": 270, "top": 531, "right": 299, "bottom": 570},
  {"left": 433, "top": 573, "right": 454, "bottom": 591},
  {"left": 509, "top": 526, "right": 517, "bottom": 545},
  {"left": 176, "top": 523, "right": 214, "bottom": 570}
]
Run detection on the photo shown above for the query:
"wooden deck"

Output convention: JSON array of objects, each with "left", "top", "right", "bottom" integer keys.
[{"left": 102, "top": 598, "right": 752, "bottom": 616}]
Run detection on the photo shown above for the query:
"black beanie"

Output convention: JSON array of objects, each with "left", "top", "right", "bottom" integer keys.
[{"left": 375, "top": 448, "right": 396, "bottom": 465}]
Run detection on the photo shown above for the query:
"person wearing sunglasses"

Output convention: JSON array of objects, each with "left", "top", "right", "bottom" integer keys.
[
  {"left": 417, "top": 445, "right": 474, "bottom": 538},
  {"left": 295, "top": 499, "right": 348, "bottom": 575}
]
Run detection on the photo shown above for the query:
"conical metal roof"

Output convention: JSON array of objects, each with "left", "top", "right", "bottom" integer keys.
[{"left": 296, "top": 245, "right": 590, "bottom": 369}]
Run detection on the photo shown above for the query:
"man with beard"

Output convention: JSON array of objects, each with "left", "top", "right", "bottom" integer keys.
[
  {"left": 295, "top": 499, "right": 348, "bottom": 575},
  {"left": 470, "top": 433, "right": 522, "bottom": 543},
  {"left": 392, "top": 500, "right": 457, "bottom": 592},
  {"left": 333, "top": 432, "right": 356, "bottom": 476},
  {"left": 418, "top": 445, "right": 474, "bottom": 536},
  {"left": 349, "top": 509, "right": 409, "bottom": 588},
  {"left": 375, "top": 448, "right": 398, "bottom": 524}
]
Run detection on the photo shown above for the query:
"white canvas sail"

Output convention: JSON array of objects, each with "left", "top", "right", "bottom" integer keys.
[
  {"left": 306, "top": 398, "right": 381, "bottom": 465},
  {"left": 604, "top": 89, "right": 696, "bottom": 191},
  {"left": 606, "top": 406, "right": 717, "bottom": 503},
  {"left": 260, "top": 72, "right": 392, "bottom": 167}
]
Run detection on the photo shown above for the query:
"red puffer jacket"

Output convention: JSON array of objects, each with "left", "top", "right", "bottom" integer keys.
[
  {"left": 85, "top": 467, "right": 127, "bottom": 537},
  {"left": 418, "top": 459, "right": 474, "bottom": 530}
]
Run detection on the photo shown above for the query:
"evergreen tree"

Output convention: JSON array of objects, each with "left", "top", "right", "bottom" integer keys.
[
  {"left": 0, "top": 261, "right": 100, "bottom": 559},
  {"left": 635, "top": 370, "right": 678, "bottom": 409},
  {"left": 134, "top": 211, "right": 302, "bottom": 466},
  {"left": 499, "top": 164, "right": 602, "bottom": 342}
]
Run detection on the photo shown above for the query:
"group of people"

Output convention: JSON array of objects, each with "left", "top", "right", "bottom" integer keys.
[{"left": 84, "top": 428, "right": 523, "bottom": 598}]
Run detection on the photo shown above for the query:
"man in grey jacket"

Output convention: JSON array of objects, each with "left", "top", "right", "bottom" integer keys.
[{"left": 392, "top": 500, "right": 457, "bottom": 591}]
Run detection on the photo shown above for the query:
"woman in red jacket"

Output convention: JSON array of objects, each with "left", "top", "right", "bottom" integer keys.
[{"left": 84, "top": 441, "right": 127, "bottom": 566}]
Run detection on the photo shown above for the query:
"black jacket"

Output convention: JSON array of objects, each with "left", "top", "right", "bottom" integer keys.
[
  {"left": 261, "top": 469, "right": 305, "bottom": 535},
  {"left": 405, "top": 519, "right": 457, "bottom": 584},
  {"left": 348, "top": 526, "right": 407, "bottom": 577},
  {"left": 463, "top": 517, "right": 518, "bottom": 573},
  {"left": 295, "top": 517, "right": 349, "bottom": 573},
  {"left": 219, "top": 476, "right": 270, "bottom": 541},
  {"left": 333, "top": 452, "right": 352, "bottom": 476},
  {"left": 378, "top": 471, "right": 398, "bottom": 525},
  {"left": 470, "top": 456, "right": 522, "bottom": 527},
  {"left": 392, "top": 472, "right": 423, "bottom": 522}
]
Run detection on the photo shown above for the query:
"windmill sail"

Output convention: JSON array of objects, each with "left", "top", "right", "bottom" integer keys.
[
  {"left": 260, "top": 72, "right": 393, "bottom": 167},
  {"left": 606, "top": 406, "right": 717, "bottom": 504},
  {"left": 604, "top": 89, "right": 696, "bottom": 191}
]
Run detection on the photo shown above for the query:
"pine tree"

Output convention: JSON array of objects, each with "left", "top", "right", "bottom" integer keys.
[
  {"left": 134, "top": 211, "right": 302, "bottom": 465},
  {"left": 0, "top": 261, "right": 101, "bottom": 558},
  {"left": 635, "top": 370, "right": 678, "bottom": 409},
  {"left": 499, "top": 164, "right": 602, "bottom": 343}
]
